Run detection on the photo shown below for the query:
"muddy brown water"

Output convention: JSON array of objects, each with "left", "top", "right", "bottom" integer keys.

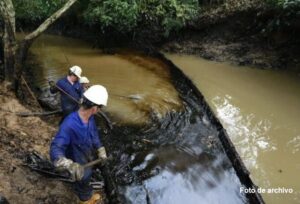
[
  {"left": 27, "top": 34, "right": 255, "bottom": 203},
  {"left": 166, "top": 54, "right": 300, "bottom": 204},
  {"left": 29, "top": 35, "right": 184, "bottom": 125}
]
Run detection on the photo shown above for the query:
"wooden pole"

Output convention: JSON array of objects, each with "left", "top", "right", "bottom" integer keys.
[
  {"left": 53, "top": 83, "right": 113, "bottom": 130},
  {"left": 21, "top": 75, "right": 42, "bottom": 109}
]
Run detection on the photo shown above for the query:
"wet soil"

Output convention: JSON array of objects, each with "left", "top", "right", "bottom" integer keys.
[
  {"left": 161, "top": 1, "right": 300, "bottom": 70},
  {"left": 0, "top": 83, "right": 93, "bottom": 204}
]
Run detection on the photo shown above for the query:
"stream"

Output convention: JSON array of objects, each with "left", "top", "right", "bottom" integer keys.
[
  {"left": 165, "top": 54, "right": 300, "bottom": 204},
  {"left": 26, "top": 34, "right": 299, "bottom": 204}
]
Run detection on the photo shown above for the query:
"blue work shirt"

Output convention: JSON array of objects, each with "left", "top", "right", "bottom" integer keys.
[
  {"left": 50, "top": 111, "right": 102, "bottom": 164},
  {"left": 56, "top": 77, "right": 83, "bottom": 114}
]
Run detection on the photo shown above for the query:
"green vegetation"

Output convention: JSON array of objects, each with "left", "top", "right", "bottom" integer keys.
[
  {"left": 11, "top": 0, "right": 299, "bottom": 39},
  {"left": 264, "top": 0, "right": 300, "bottom": 32},
  {"left": 84, "top": 0, "right": 198, "bottom": 36},
  {"left": 267, "top": 0, "right": 300, "bottom": 8},
  {"left": 13, "top": 0, "right": 198, "bottom": 37},
  {"left": 13, "top": 0, "right": 67, "bottom": 23},
  {"left": 137, "top": 0, "right": 198, "bottom": 36},
  {"left": 84, "top": 0, "right": 139, "bottom": 33}
]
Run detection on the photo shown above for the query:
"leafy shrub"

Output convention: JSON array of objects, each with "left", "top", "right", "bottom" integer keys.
[
  {"left": 138, "top": 0, "right": 198, "bottom": 36},
  {"left": 264, "top": 0, "right": 300, "bottom": 32},
  {"left": 13, "top": 0, "right": 198, "bottom": 38},
  {"left": 84, "top": 0, "right": 138, "bottom": 33},
  {"left": 267, "top": 0, "right": 300, "bottom": 9},
  {"left": 13, "top": 0, "right": 67, "bottom": 22},
  {"left": 84, "top": 0, "right": 198, "bottom": 36}
]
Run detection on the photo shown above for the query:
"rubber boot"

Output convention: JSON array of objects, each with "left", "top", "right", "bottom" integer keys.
[{"left": 79, "top": 193, "right": 101, "bottom": 204}]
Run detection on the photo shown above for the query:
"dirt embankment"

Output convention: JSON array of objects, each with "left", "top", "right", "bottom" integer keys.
[
  {"left": 161, "top": 0, "right": 300, "bottom": 70},
  {"left": 0, "top": 83, "right": 77, "bottom": 204}
]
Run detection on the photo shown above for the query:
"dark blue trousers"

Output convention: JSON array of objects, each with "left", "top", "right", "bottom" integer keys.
[{"left": 73, "top": 168, "right": 93, "bottom": 201}]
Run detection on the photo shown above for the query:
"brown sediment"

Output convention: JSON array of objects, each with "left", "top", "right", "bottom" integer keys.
[
  {"left": 161, "top": 1, "right": 299, "bottom": 71},
  {"left": 0, "top": 82, "right": 88, "bottom": 204}
]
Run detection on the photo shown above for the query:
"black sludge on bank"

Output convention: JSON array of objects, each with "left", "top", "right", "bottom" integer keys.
[
  {"left": 100, "top": 52, "right": 264, "bottom": 204},
  {"left": 0, "top": 195, "right": 9, "bottom": 204}
]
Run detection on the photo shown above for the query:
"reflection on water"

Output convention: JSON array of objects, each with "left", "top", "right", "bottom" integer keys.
[
  {"left": 116, "top": 99, "right": 248, "bottom": 204},
  {"left": 123, "top": 146, "right": 247, "bottom": 204},
  {"left": 29, "top": 35, "right": 182, "bottom": 124},
  {"left": 287, "top": 136, "right": 300, "bottom": 154},
  {"left": 166, "top": 53, "right": 300, "bottom": 203},
  {"left": 211, "top": 95, "right": 276, "bottom": 169}
]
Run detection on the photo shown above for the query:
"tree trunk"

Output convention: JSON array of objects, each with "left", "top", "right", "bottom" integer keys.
[
  {"left": 0, "top": 0, "right": 78, "bottom": 87},
  {"left": 15, "top": 0, "right": 78, "bottom": 92},
  {"left": 0, "top": 0, "right": 16, "bottom": 82}
]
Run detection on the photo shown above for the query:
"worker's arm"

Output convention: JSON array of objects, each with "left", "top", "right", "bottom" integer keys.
[
  {"left": 50, "top": 123, "right": 72, "bottom": 162},
  {"left": 50, "top": 123, "right": 84, "bottom": 181}
]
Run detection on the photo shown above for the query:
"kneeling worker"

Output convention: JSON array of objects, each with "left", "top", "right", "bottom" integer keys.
[{"left": 50, "top": 85, "right": 108, "bottom": 204}]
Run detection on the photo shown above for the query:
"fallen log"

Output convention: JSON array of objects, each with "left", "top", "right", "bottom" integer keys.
[
  {"left": 0, "top": 107, "right": 62, "bottom": 117},
  {"left": 16, "top": 109, "right": 62, "bottom": 117}
]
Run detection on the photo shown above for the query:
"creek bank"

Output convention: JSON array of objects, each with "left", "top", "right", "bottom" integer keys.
[
  {"left": 0, "top": 83, "right": 107, "bottom": 204},
  {"left": 160, "top": 2, "right": 300, "bottom": 70}
]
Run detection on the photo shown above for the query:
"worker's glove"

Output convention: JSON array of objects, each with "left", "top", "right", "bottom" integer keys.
[
  {"left": 49, "top": 80, "right": 58, "bottom": 93},
  {"left": 97, "top": 147, "right": 107, "bottom": 160},
  {"left": 54, "top": 157, "right": 84, "bottom": 181},
  {"left": 68, "top": 163, "right": 84, "bottom": 181},
  {"left": 48, "top": 80, "right": 55, "bottom": 87}
]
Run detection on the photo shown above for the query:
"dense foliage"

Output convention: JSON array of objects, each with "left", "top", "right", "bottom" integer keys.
[
  {"left": 12, "top": 0, "right": 198, "bottom": 37},
  {"left": 84, "top": 0, "right": 139, "bottom": 33},
  {"left": 84, "top": 0, "right": 198, "bottom": 36},
  {"left": 13, "top": 0, "right": 67, "bottom": 23},
  {"left": 264, "top": 0, "right": 300, "bottom": 32},
  {"left": 11, "top": 0, "right": 299, "bottom": 39},
  {"left": 267, "top": 0, "right": 300, "bottom": 8}
]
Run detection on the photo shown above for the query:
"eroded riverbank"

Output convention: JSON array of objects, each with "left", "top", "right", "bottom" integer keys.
[{"left": 0, "top": 83, "right": 78, "bottom": 203}]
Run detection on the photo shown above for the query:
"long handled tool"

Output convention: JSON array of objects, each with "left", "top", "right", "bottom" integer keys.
[
  {"left": 111, "top": 93, "right": 142, "bottom": 101},
  {"left": 63, "top": 53, "right": 142, "bottom": 102},
  {"left": 83, "top": 158, "right": 104, "bottom": 169},
  {"left": 66, "top": 158, "right": 105, "bottom": 182},
  {"left": 52, "top": 83, "right": 113, "bottom": 130}
]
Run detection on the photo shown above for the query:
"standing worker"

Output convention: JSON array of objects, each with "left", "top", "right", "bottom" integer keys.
[
  {"left": 50, "top": 85, "right": 109, "bottom": 204},
  {"left": 49, "top": 65, "right": 84, "bottom": 121}
]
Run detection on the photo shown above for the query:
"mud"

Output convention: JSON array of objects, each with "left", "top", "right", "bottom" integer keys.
[
  {"left": 0, "top": 83, "right": 86, "bottom": 204},
  {"left": 161, "top": 1, "right": 300, "bottom": 70}
]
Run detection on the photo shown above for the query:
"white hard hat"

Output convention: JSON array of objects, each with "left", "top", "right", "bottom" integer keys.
[
  {"left": 83, "top": 85, "right": 108, "bottom": 106},
  {"left": 79, "top": 76, "right": 89, "bottom": 84},
  {"left": 69, "top": 65, "right": 82, "bottom": 78}
]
